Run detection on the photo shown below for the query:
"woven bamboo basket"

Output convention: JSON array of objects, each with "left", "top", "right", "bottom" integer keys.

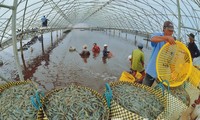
[
  {"left": 155, "top": 79, "right": 190, "bottom": 107},
  {"left": 105, "top": 81, "right": 167, "bottom": 120},
  {"left": 0, "top": 80, "right": 39, "bottom": 120},
  {"left": 163, "top": 92, "right": 188, "bottom": 120},
  {"left": 39, "top": 84, "right": 110, "bottom": 120}
]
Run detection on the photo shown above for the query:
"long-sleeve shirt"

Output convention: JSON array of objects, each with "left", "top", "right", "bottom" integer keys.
[
  {"left": 92, "top": 45, "right": 100, "bottom": 53},
  {"left": 187, "top": 42, "right": 200, "bottom": 59},
  {"left": 80, "top": 49, "right": 90, "bottom": 56},
  {"left": 103, "top": 48, "right": 109, "bottom": 57}
]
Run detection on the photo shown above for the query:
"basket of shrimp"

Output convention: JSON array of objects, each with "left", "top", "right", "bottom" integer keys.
[
  {"left": 41, "top": 84, "right": 110, "bottom": 120},
  {"left": 155, "top": 79, "right": 190, "bottom": 107},
  {"left": 104, "top": 81, "right": 167, "bottom": 120},
  {"left": 0, "top": 80, "right": 39, "bottom": 120},
  {"left": 169, "top": 84, "right": 190, "bottom": 106}
]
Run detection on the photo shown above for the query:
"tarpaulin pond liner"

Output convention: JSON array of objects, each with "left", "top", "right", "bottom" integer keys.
[
  {"left": 104, "top": 81, "right": 167, "bottom": 120},
  {"left": 41, "top": 84, "right": 110, "bottom": 120},
  {"left": 0, "top": 81, "right": 38, "bottom": 120}
]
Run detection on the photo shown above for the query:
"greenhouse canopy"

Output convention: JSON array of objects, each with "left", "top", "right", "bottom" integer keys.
[
  {"left": 1, "top": 0, "right": 200, "bottom": 79},
  {"left": 0, "top": 0, "right": 200, "bottom": 46}
]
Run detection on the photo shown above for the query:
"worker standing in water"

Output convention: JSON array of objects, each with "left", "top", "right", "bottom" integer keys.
[
  {"left": 92, "top": 43, "right": 100, "bottom": 58},
  {"left": 80, "top": 44, "right": 90, "bottom": 63},
  {"left": 131, "top": 43, "right": 145, "bottom": 84}
]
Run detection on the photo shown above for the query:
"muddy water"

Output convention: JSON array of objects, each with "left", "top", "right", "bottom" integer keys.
[{"left": 22, "top": 30, "right": 148, "bottom": 94}]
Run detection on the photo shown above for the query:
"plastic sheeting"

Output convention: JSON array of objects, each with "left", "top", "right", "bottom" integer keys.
[{"left": 0, "top": 0, "right": 200, "bottom": 46}]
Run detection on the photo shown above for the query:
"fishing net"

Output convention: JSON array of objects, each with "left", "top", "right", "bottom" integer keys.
[
  {"left": 0, "top": 81, "right": 38, "bottom": 120},
  {"left": 156, "top": 41, "right": 192, "bottom": 87},
  {"left": 106, "top": 81, "right": 167, "bottom": 120},
  {"left": 41, "top": 84, "right": 109, "bottom": 120}
]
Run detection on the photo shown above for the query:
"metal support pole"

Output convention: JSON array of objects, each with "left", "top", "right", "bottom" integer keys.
[
  {"left": 134, "top": 35, "right": 137, "bottom": 46},
  {"left": 56, "top": 30, "right": 58, "bottom": 40},
  {"left": 0, "top": 4, "right": 13, "bottom": 9},
  {"left": 177, "top": 0, "right": 181, "bottom": 41},
  {"left": 41, "top": 34, "right": 44, "bottom": 55},
  {"left": 12, "top": 0, "right": 24, "bottom": 80},
  {"left": 60, "top": 29, "right": 61, "bottom": 38},
  {"left": 51, "top": 31, "right": 53, "bottom": 46}
]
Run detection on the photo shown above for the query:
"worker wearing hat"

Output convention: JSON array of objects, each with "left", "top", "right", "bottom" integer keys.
[
  {"left": 142, "top": 21, "right": 176, "bottom": 87},
  {"left": 131, "top": 43, "right": 145, "bottom": 84},
  {"left": 187, "top": 33, "right": 200, "bottom": 60},
  {"left": 103, "top": 44, "right": 109, "bottom": 57},
  {"left": 80, "top": 44, "right": 90, "bottom": 56}
]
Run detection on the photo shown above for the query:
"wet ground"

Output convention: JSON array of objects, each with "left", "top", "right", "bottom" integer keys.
[{"left": 0, "top": 29, "right": 151, "bottom": 94}]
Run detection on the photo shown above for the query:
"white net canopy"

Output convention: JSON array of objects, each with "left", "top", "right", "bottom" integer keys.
[{"left": 0, "top": 0, "right": 200, "bottom": 47}]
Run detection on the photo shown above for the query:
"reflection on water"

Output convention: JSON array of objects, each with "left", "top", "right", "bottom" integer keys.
[
  {"left": 80, "top": 55, "right": 90, "bottom": 63},
  {"left": 21, "top": 33, "right": 67, "bottom": 80},
  {"left": 92, "top": 52, "right": 100, "bottom": 59},
  {"left": 102, "top": 57, "right": 107, "bottom": 64}
]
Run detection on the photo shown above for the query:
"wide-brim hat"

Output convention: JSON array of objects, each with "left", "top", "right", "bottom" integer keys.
[
  {"left": 187, "top": 33, "right": 195, "bottom": 40},
  {"left": 83, "top": 44, "right": 87, "bottom": 49}
]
